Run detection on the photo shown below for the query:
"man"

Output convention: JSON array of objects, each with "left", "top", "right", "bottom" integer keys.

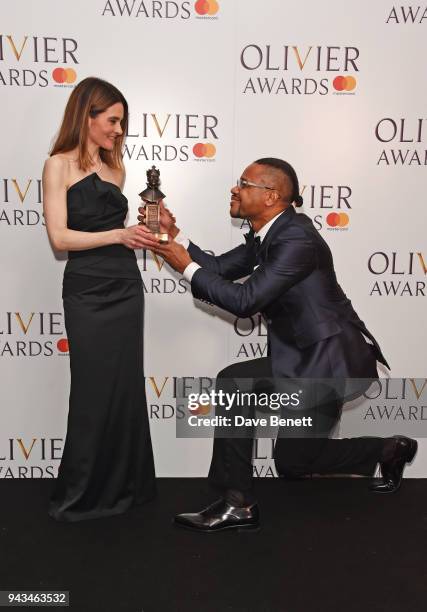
[{"left": 139, "top": 158, "right": 417, "bottom": 533}]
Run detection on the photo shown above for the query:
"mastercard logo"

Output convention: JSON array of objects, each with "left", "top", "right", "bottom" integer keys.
[
  {"left": 333, "top": 76, "right": 356, "bottom": 92},
  {"left": 195, "top": 0, "right": 219, "bottom": 15},
  {"left": 189, "top": 403, "right": 211, "bottom": 415},
  {"left": 326, "top": 212, "right": 349, "bottom": 227},
  {"left": 52, "top": 68, "right": 77, "bottom": 84},
  {"left": 57, "top": 338, "right": 69, "bottom": 353},
  {"left": 193, "top": 143, "right": 216, "bottom": 158}
]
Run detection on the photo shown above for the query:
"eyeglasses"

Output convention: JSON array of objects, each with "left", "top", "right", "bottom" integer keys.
[{"left": 236, "top": 178, "right": 275, "bottom": 191}]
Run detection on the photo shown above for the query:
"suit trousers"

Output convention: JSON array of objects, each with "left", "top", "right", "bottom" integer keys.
[{"left": 208, "top": 356, "right": 385, "bottom": 496}]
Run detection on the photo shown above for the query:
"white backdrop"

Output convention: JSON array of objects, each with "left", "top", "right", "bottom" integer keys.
[{"left": 0, "top": 0, "right": 426, "bottom": 479}]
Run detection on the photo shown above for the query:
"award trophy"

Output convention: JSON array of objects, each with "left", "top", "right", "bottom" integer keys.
[{"left": 139, "top": 165, "right": 168, "bottom": 243}]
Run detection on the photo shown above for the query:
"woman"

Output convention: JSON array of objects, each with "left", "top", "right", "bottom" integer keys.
[{"left": 43, "top": 77, "right": 156, "bottom": 521}]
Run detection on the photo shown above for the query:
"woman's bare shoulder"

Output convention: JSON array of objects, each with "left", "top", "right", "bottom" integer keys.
[
  {"left": 44, "top": 153, "right": 72, "bottom": 172},
  {"left": 108, "top": 166, "right": 125, "bottom": 188},
  {"left": 43, "top": 154, "right": 71, "bottom": 185}
]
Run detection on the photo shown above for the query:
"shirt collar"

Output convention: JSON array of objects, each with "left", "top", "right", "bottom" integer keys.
[{"left": 254, "top": 210, "right": 286, "bottom": 243}]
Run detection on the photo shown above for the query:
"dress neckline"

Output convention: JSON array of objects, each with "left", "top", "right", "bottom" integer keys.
[{"left": 67, "top": 172, "right": 122, "bottom": 193}]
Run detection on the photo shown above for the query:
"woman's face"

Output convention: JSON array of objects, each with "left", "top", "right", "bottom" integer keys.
[{"left": 88, "top": 102, "right": 124, "bottom": 151}]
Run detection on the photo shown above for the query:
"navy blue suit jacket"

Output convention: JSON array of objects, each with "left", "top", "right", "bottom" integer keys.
[{"left": 188, "top": 206, "right": 388, "bottom": 378}]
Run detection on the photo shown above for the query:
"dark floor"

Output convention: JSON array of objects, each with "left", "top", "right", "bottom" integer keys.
[{"left": 0, "top": 478, "right": 426, "bottom": 612}]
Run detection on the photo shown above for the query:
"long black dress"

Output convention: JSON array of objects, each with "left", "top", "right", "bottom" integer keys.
[{"left": 49, "top": 172, "right": 156, "bottom": 522}]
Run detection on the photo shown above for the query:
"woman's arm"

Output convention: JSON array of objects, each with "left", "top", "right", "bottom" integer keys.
[{"left": 42, "top": 156, "right": 146, "bottom": 252}]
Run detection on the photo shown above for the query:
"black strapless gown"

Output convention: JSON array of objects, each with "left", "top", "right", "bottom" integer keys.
[{"left": 49, "top": 173, "right": 156, "bottom": 522}]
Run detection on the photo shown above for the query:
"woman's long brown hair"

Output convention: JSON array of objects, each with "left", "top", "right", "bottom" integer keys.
[{"left": 50, "top": 77, "right": 128, "bottom": 171}]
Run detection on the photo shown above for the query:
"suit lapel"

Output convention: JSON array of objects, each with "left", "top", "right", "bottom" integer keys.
[{"left": 257, "top": 206, "right": 296, "bottom": 260}]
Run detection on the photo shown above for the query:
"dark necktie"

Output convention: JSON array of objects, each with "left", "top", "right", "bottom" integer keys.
[
  {"left": 254, "top": 236, "right": 262, "bottom": 264},
  {"left": 244, "top": 230, "right": 260, "bottom": 249},
  {"left": 244, "top": 230, "right": 262, "bottom": 263}
]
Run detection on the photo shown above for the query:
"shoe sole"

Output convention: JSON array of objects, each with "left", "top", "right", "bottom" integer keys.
[{"left": 173, "top": 520, "right": 261, "bottom": 534}]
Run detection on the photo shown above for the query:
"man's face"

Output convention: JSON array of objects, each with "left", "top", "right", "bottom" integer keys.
[{"left": 229, "top": 164, "right": 272, "bottom": 220}]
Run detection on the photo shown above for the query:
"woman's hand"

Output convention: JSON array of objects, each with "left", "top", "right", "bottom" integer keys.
[{"left": 119, "top": 224, "right": 163, "bottom": 250}]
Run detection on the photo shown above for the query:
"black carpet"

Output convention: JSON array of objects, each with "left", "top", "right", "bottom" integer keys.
[{"left": 0, "top": 478, "right": 426, "bottom": 612}]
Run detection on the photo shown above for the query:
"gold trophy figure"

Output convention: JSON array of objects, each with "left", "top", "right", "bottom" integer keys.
[{"left": 139, "top": 165, "right": 168, "bottom": 243}]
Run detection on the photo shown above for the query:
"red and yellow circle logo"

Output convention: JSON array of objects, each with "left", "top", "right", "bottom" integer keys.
[
  {"left": 52, "top": 68, "right": 77, "bottom": 84},
  {"left": 189, "top": 403, "right": 211, "bottom": 415},
  {"left": 195, "top": 0, "right": 219, "bottom": 15},
  {"left": 193, "top": 143, "right": 216, "bottom": 158},
  {"left": 333, "top": 76, "right": 356, "bottom": 92},
  {"left": 57, "top": 338, "right": 69, "bottom": 353},
  {"left": 326, "top": 212, "right": 349, "bottom": 228}
]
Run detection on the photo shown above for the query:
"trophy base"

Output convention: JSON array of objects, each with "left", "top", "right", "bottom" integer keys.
[{"left": 154, "top": 232, "right": 169, "bottom": 244}]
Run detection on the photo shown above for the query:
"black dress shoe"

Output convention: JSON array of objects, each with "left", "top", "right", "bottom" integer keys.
[
  {"left": 174, "top": 498, "right": 260, "bottom": 533},
  {"left": 370, "top": 435, "right": 418, "bottom": 493}
]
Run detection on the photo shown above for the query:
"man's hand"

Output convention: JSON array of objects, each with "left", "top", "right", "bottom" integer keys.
[
  {"left": 149, "top": 240, "right": 193, "bottom": 274},
  {"left": 137, "top": 200, "right": 179, "bottom": 239}
]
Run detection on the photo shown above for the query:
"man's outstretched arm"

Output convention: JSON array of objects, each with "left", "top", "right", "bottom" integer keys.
[
  {"left": 138, "top": 202, "right": 254, "bottom": 280},
  {"left": 190, "top": 230, "right": 315, "bottom": 317},
  {"left": 152, "top": 226, "right": 315, "bottom": 317}
]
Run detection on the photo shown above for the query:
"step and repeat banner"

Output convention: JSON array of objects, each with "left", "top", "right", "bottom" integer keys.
[{"left": 0, "top": 1, "right": 426, "bottom": 478}]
